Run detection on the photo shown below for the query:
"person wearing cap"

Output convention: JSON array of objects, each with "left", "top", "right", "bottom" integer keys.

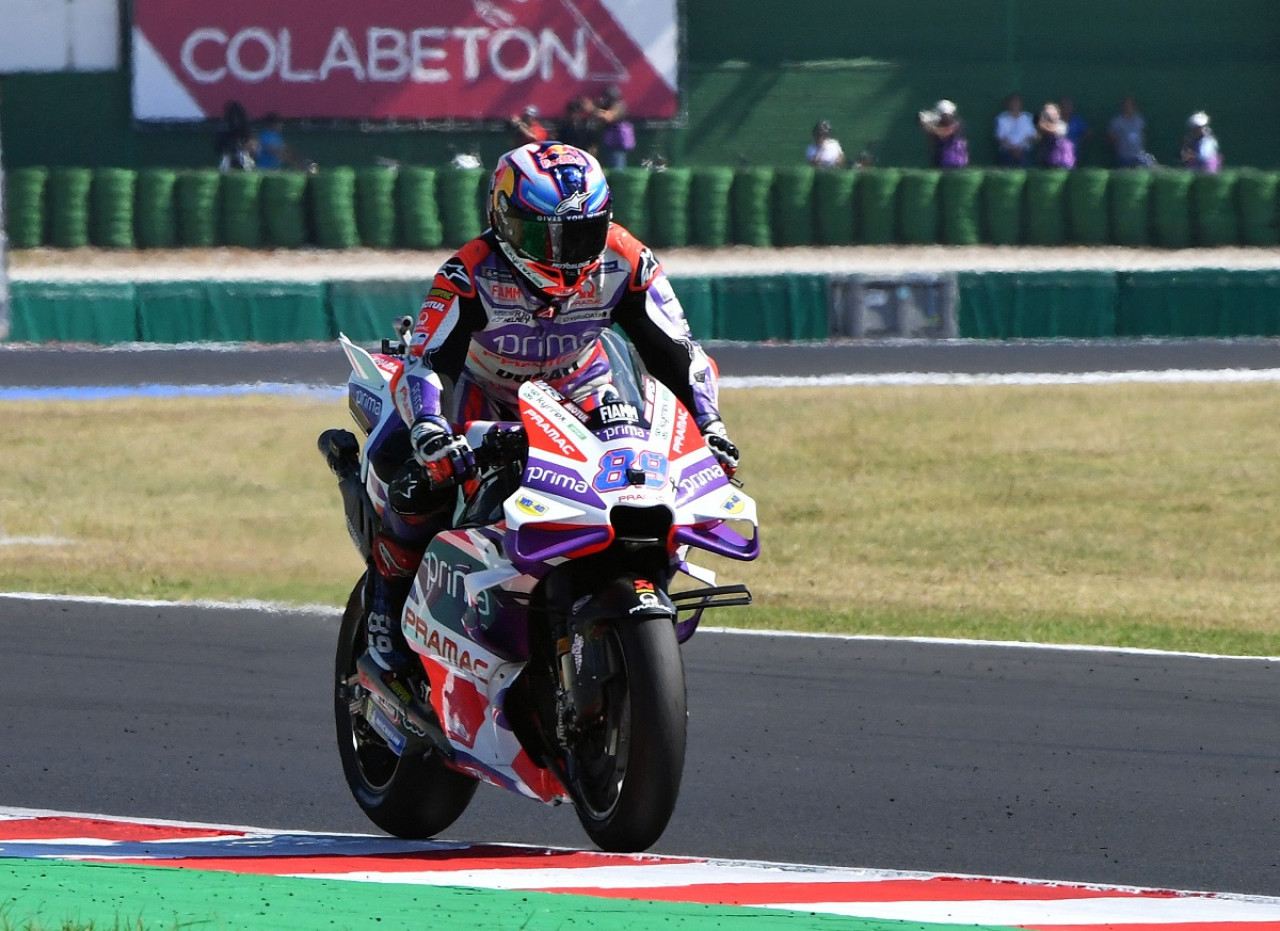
[
  {"left": 806, "top": 120, "right": 847, "bottom": 168},
  {"left": 1181, "top": 111, "right": 1222, "bottom": 173},
  {"left": 509, "top": 105, "right": 549, "bottom": 145},
  {"left": 919, "top": 99, "right": 968, "bottom": 169}
]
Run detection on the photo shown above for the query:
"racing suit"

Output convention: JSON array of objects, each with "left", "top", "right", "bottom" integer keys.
[{"left": 363, "top": 223, "right": 728, "bottom": 670}]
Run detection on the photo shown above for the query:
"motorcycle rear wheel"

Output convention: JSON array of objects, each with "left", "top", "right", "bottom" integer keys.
[
  {"left": 569, "top": 615, "right": 688, "bottom": 852},
  {"left": 334, "top": 574, "right": 478, "bottom": 838}
]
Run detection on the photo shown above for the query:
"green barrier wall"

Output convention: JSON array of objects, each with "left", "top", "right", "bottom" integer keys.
[
  {"left": 8, "top": 281, "right": 137, "bottom": 344},
  {"left": 328, "top": 279, "right": 432, "bottom": 343},
  {"left": 1116, "top": 269, "right": 1280, "bottom": 337},
  {"left": 8, "top": 271, "right": 1280, "bottom": 345},
  {"left": 136, "top": 281, "right": 330, "bottom": 343},
  {"left": 957, "top": 270, "right": 1118, "bottom": 339},
  {"left": 711, "top": 274, "right": 827, "bottom": 341},
  {"left": 8, "top": 164, "right": 1277, "bottom": 251}
]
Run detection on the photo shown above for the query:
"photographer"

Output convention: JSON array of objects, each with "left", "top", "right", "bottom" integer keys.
[
  {"left": 508, "top": 105, "right": 549, "bottom": 146},
  {"left": 919, "top": 100, "right": 968, "bottom": 169}
]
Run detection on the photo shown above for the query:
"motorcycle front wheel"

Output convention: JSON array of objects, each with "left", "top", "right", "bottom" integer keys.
[
  {"left": 334, "top": 574, "right": 478, "bottom": 838},
  {"left": 568, "top": 615, "right": 688, "bottom": 852}
]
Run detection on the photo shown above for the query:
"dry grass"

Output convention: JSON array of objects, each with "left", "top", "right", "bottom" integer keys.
[{"left": 3, "top": 383, "right": 1279, "bottom": 655}]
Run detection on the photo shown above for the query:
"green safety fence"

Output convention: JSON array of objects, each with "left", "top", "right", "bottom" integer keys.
[
  {"left": 6, "top": 167, "right": 47, "bottom": 248},
  {"left": 8, "top": 280, "right": 137, "bottom": 343},
  {"left": 90, "top": 168, "right": 136, "bottom": 249},
  {"left": 1117, "top": 269, "right": 1280, "bottom": 337},
  {"left": 397, "top": 167, "right": 444, "bottom": 249},
  {"left": 48, "top": 167, "right": 92, "bottom": 248},
  {"left": 1107, "top": 170, "right": 1152, "bottom": 247},
  {"left": 219, "top": 171, "right": 263, "bottom": 249},
  {"left": 1066, "top": 169, "right": 1109, "bottom": 245},
  {"left": 939, "top": 169, "right": 983, "bottom": 245},
  {"left": 1236, "top": 169, "right": 1279, "bottom": 246},
  {"left": 957, "top": 270, "right": 1118, "bottom": 339},
  {"left": 135, "top": 168, "right": 178, "bottom": 249},
  {"left": 311, "top": 167, "right": 359, "bottom": 249},
  {"left": 689, "top": 167, "right": 734, "bottom": 247},
  {"left": 981, "top": 170, "right": 1025, "bottom": 245},
  {"left": 667, "top": 276, "right": 714, "bottom": 337},
  {"left": 1150, "top": 170, "right": 1194, "bottom": 248},
  {"left": 711, "top": 273, "right": 826, "bottom": 341},
  {"left": 647, "top": 168, "right": 692, "bottom": 248},
  {"left": 812, "top": 169, "right": 856, "bottom": 245},
  {"left": 896, "top": 169, "right": 940, "bottom": 244},
  {"left": 175, "top": 170, "right": 221, "bottom": 247},
  {"left": 1192, "top": 172, "right": 1238, "bottom": 247},
  {"left": 608, "top": 168, "right": 651, "bottom": 240},
  {"left": 731, "top": 167, "right": 774, "bottom": 247},
  {"left": 857, "top": 169, "right": 899, "bottom": 245},
  {"left": 1025, "top": 169, "right": 1069, "bottom": 246},
  {"left": 356, "top": 167, "right": 398, "bottom": 249},
  {"left": 771, "top": 167, "right": 815, "bottom": 246},
  {"left": 438, "top": 168, "right": 485, "bottom": 246},
  {"left": 260, "top": 171, "right": 309, "bottom": 248},
  {"left": 328, "top": 278, "right": 432, "bottom": 342},
  {"left": 136, "top": 280, "right": 330, "bottom": 343}
]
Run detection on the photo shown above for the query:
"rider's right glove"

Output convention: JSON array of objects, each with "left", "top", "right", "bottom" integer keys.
[
  {"left": 701, "top": 419, "right": 740, "bottom": 478},
  {"left": 410, "top": 417, "right": 477, "bottom": 489}
]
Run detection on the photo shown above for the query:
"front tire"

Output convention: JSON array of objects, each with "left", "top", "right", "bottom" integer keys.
[
  {"left": 334, "top": 573, "right": 478, "bottom": 838},
  {"left": 569, "top": 615, "right": 687, "bottom": 852}
]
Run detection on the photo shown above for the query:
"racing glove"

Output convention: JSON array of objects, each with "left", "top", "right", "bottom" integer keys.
[
  {"left": 701, "top": 420, "right": 740, "bottom": 477},
  {"left": 410, "top": 418, "right": 477, "bottom": 488}
]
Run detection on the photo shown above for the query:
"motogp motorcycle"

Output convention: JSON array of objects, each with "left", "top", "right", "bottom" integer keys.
[{"left": 318, "top": 324, "right": 759, "bottom": 852}]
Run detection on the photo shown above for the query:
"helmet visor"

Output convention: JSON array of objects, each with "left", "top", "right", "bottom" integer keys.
[{"left": 504, "top": 212, "right": 611, "bottom": 270}]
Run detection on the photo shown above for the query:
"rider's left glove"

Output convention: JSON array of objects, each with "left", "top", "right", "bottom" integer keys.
[
  {"left": 701, "top": 420, "right": 740, "bottom": 477},
  {"left": 410, "top": 418, "right": 477, "bottom": 488}
]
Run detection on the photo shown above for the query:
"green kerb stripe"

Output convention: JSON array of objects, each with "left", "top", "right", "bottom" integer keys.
[{"left": 0, "top": 859, "right": 1019, "bottom": 931}]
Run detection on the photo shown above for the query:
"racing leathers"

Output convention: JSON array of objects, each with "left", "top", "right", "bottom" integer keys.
[{"left": 363, "top": 223, "right": 733, "bottom": 672}]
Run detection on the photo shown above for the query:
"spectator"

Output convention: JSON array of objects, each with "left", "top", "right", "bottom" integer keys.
[
  {"left": 995, "top": 94, "right": 1037, "bottom": 167},
  {"left": 215, "top": 101, "right": 255, "bottom": 172},
  {"left": 558, "top": 95, "right": 600, "bottom": 155},
  {"left": 596, "top": 86, "right": 637, "bottom": 169},
  {"left": 509, "top": 105, "right": 549, "bottom": 146},
  {"left": 1059, "top": 97, "right": 1092, "bottom": 161},
  {"left": 1037, "top": 102, "right": 1076, "bottom": 168},
  {"left": 1181, "top": 111, "right": 1222, "bottom": 173},
  {"left": 919, "top": 99, "right": 968, "bottom": 169},
  {"left": 1108, "top": 96, "right": 1156, "bottom": 168},
  {"left": 805, "top": 120, "right": 847, "bottom": 168},
  {"left": 255, "top": 113, "right": 303, "bottom": 169}
]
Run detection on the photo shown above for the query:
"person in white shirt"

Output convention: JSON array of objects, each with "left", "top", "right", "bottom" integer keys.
[
  {"left": 806, "top": 120, "right": 847, "bottom": 168},
  {"left": 995, "top": 94, "right": 1037, "bottom": 167}
]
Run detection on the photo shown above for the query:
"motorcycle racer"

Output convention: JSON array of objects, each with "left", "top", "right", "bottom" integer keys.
[{"left": 363, "top": 141, "right": 740, "bottom": 677}]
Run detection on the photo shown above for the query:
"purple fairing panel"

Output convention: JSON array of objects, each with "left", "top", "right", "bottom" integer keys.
[
  {"left": 506, "top": 525, "right": 613, "bottom": 574},
  {"left": 462, "top": 596, "right": 530, "bottom": 662},
  {"left": 675, "top": 454, "right": 730, "bottom": 506},
  {"left": 523, "top": 460, "right": 607, "bottom": 510},
  {"left": 673, "top": 521, "right": 759, "bottom": 562}
]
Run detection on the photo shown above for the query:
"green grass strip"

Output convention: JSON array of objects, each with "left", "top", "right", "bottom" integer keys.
[{"left": 0, "top": 859, "right": 1017, "bottom": 931}]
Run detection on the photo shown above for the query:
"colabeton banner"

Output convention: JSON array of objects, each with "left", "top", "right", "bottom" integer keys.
[{"left": 131, "top": 0, "right": 678, "bottom": 123}]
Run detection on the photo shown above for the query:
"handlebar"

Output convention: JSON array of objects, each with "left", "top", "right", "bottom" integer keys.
[{"left": 472, "top": 425, "right": 528, "bottom": 474}]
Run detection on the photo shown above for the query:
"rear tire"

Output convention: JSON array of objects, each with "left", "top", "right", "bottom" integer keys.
[
  {"left": 334, "top": 574, "right": 478, "bottom": 838},
  {"left": 569, "top": 615, "right": 687, "bottom": 852}
]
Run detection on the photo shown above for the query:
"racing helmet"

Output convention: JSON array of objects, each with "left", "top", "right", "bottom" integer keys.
[{"left": 488, "top": 142, "right": 612, "bottom": 300}]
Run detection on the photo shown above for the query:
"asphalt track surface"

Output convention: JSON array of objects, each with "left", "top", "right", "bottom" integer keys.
[
  {"left": 2, "top": 341, "right": 1278, "bottom": 898},
  {"left": 4, "top": 338, "right": 1280, "bottom": 386}
]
